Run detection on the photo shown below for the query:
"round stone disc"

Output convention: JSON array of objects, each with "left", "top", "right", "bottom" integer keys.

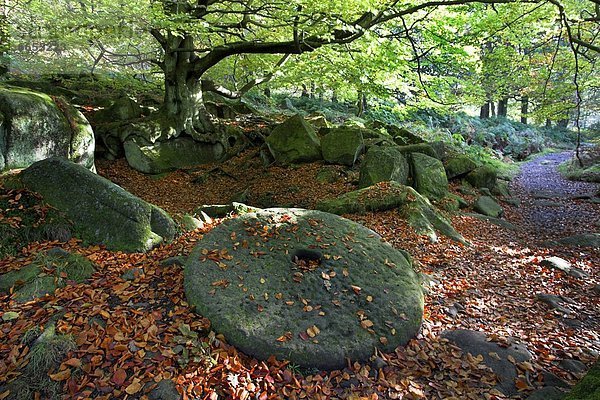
[{"left": 184, "top": 208, "right": 423, "bottom": 370}]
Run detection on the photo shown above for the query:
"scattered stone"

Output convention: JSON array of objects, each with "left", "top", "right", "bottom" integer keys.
[
  {"left": 473, "top": 196, "right": 504, "bottom": 218},
  {"left": 410, "top": 153, "right": 449, "bottom": 200},
  {"left": 265, "top": 114, "right": 322, "bottom": 164},
  {"left": 465, "top": 165, "right": 497, "bottom": 189},
  {"left": 492, "top": 180, "right": 511, "bottom": 197},
  {"left": 159, "top": 257, "right": 186, "bottom": 268},
  {"left": 502, "top": 198, "right": 521, "bottom": 207},
  {"left": 194, "top": 203, "right": 261, "bottom": 219},
  {"left": 560, "top": 359, "right": 587, "bottom": 374},
  {"left": 0, "top": 85, "right": 95, "bottom": 172},
  {"left": 540, "top": 257, "right": 589, "bottom": 278},
  {"left": 526, "top": 386, "right": 567, "bottom": 400},
  {"left": 535, "top": 199, "right": 562, "bottom": 207},
  {"left": 442, "top": 329, "right": 532, "bottom": 396},
  {"left": 371, "top": 357, "right": 388, "bottom": 370},
  {"left": 124, "top": 137, "right": 225, "bottom": 174},
  {"left": 531, "top": 191, "right": 556, "bottom": 199},
  {"left": 181, "top": 214, "right": 204, "bottom": 232},
  {"left": 542, "top": 370, "right": 570, "bottom": 388},
  {"left": 563, "top": 360, "right": 599, "bottom": 400},
  {"left": 94, "top": 96, "right": 142, "bottom": 122},
  {"left": 149, "top": 379, "right": 181, "bottom": 400},
  {"left": 536, "top": 293, "right": 574, "bottom": 314},
  {"left": 553, "top": 233, "right": 600, "bottom": 248},
  {"left": 358, "top": 146, "right": 409, "bottom": 188},
  {"left": 184, "top": 208, "right": 424, "bottom": 370},
  {"left": 316, "top": 182, "right": 465, "bottom": 243},
  {"left": 22, "top": 157, "right": 177, "bottom": 252},
  {"left": 458, "top": 185, "right": 477, "bottom": 196},
  {"left": 444, "top": 155, "right": 479, "bottom": 180},
  {"left": 121, "top": 268, "right": 143, "bottom": 281},
  {"left": 321, "top": 128, "right": 364, "bottom": 166},
  {"left": 315, "top": 167, "right": 340, "bottom": 184}
]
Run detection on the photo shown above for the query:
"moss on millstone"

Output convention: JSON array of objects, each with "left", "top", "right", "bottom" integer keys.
[
  {"left": 564, "top": 361, "right": 600, "bottom": 400},
  {"left": 184, "top": 208, "right": 424, "bottom": 370}
]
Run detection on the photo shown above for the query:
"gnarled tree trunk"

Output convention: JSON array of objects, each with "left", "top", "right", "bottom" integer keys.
[{"left": 162, "top": 34, "right": 217, "bottom": 142}]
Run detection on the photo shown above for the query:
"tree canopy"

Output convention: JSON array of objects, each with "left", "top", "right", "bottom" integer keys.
[{"left": 3, "top": 0, "right": 599, "bottom": 139}]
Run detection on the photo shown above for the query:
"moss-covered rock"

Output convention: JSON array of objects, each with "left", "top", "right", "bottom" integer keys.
[
  {"left": 410, "top": 153, "right": 449, "bottom": 200},
  {"left": 0, "top": 85, "right": 95, "bottom": 172},
  {"left": 466, "top": 165, "right": 498, "bottom": 189},
  {"left": 0, "top": 264, "right": 41, "bottom": 293},
  {"left": 321, "top": 128, "right": 365, "bottom": 166},
  {"left": 265, "top": 114, "right": 322, "bottom": 164},
  {"left": 22, "top": 158, "right": 177, "bottom": 252},
  {"left": 358, "top": 146, "right": 409, "bottom": 188},
  {"left": 396, "top": 143, "right": 439, "bottom": 159},
  {"left": 317, "top": 182, "right": 465, "bottom": 243},
  {"left": 473, "top": 196, "right": 504, "bottom": 218},
  {"left": 184, "top": 208, "right": 423, "bottom": 370},
  {"left": 564, "top": 360, "right": 600, "bottom": 400},
  {"left": 444, "top": 155, "right": 479, "bottom": 180},
  {"left": 124, "top": 136, "right": 225, "bottom": 174},
  {"left": 93, "top": 97, "right": 142, "bottom": 124}
]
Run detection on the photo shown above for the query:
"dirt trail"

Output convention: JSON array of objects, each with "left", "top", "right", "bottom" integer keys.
[{"left": 510, "top": 151, "right": 600, "bottom": 242}]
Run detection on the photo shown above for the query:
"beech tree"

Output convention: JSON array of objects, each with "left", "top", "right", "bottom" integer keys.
[{"left": 6, "top": 0, "right": 600, "bottom": 150}]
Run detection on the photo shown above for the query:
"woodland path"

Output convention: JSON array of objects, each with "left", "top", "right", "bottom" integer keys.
[{"left": 509, "top": 151, "right": 600, "bottom": 242}]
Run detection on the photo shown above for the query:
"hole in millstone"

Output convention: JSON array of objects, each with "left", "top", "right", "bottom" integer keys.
[
  {"left": 228, "top": 136, "right": 237, "bottom": 147},
  {"left": 291, "top": 249, "right": 322, "bottom": 272}
]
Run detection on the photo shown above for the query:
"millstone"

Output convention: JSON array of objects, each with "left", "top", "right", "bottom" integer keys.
[{"left": 184, "top": 208, "right": 423, "bottom": 370}]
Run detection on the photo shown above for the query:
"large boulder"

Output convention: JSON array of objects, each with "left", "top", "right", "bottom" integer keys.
[
  {"left": 442, "top": 329, "right": 532, "bottom": 396},
  {"left": 317, "top": 182, "right": 465, "bottom": 244},
  {"left": 124, "top": 137, "right": 225, "bottom": 174},
  {"left": 359, "top": 146, "right": 409, "bottom": 188},
  {"left": 0, "top": 86, "right": 95, "bottom": 172},
  {"left": 321, "top": 128, "right": 364, "bottom": 166},
  {"left": 444, "top": 155, "right": 479, "bottom": 180},
  {"left": 410, "top": 153, "right": 449, "bottom": 200},
  {"left": 265, "top": 114, "right": 322, "bottom": 164},
  {"left": 22, "top": 158, "right": 176, "bottom": 252},
  {"left": 184, "top": 208, "right": 423, "bottom": 370},
  {"left": 466, "top": 165, "right": 498, "bottom": 189}
]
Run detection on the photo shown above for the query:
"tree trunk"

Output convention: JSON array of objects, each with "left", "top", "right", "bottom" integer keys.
[
  {"left": 497, "top": 97, "right": 509, "bottom": 117},
  {"left": 332, "top": 91, "right": 338, "bottom": 103},
  {"left": 520, "top": 96, "right": 528, "bottom": 124},
  {"left": 557, "top": 119, "right": 569, "bottom": 128},
  {"left": 0, "top": 10, "right": 9, "bottom": 76},
  {"left": 162, "top": 34, "right": 216, "bottom": 141},
  {"left": 356, "top": 91, "right": 367, "bottom": 117},
  {"left": 491, "top": 102, "right": 496, "bottom": 117},
  {"left": 264, "top": 87, "right": 271, "bottom": 98},
  {"left": 545, "top": 119, "right": 552, "bottom": 128},
  {"left": 480, "top": 102, "right": 490, "bottom": 119},
  {"left": 301, "top": 84, "right": 309, "bottom": 98}
]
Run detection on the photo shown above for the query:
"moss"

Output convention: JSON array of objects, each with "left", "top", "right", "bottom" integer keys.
[
  {"left": 15, "top": 275, "right": 57, "bottom": 302},
  {"left": 0, "top": 264, "right": 41, "bottom": 293},
  {"left": 6, "top": 324, "right": 75, "bottom": 400},
  {"left": 410, "top": 152, "right": 449, "bottom": 200},
  {"left": 559, "top": 162, "right": 600, "bottom": 183},
  {"left": 358, "top": 146, "right": 409, "bottom": 188}
]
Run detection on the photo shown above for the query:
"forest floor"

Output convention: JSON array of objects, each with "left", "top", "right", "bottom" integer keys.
[{"left": 0, "top": 151, "right": 598, "bottom": 400}]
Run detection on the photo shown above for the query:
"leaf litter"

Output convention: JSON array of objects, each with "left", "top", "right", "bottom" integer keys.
[{"left": 0, "top": 151, "right": 597, "bottom": 399}]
